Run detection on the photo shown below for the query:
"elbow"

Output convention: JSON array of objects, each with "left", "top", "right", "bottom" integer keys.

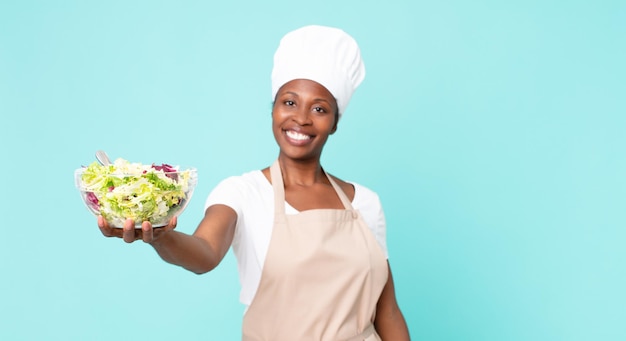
[
  {"left": 186, "top": 260, "right": 218, "bottom": 275},
  {"left": 190, "top": 267, "right": 209, "bottom": 275},
  {"left": 190, "top": 267, "right": 212, "bottom": 275}
]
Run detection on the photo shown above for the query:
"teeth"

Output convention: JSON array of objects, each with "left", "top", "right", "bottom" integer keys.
[{"left": 286, "top": 130, "right": 310, "bottom": 141}]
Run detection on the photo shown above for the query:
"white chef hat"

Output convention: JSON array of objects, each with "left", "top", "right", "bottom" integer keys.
[{"left": 271, "top": 25, "right": 366, "bottom": 118}]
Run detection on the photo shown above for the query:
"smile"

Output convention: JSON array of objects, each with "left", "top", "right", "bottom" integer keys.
[{"left": 285, "top": 130, "right": 311, "bottom": 141}]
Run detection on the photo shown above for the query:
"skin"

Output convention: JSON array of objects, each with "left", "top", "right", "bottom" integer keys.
[{"left": 97, "top": 79, "right": 410, "bottom": 340}]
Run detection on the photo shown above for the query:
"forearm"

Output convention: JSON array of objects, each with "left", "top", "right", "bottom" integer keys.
[
  {"left": 148, "top": 205, "right": 237, "bottom": 274},
  {"left": 150, "top": 230, "right": 219, "bottom": 274}
]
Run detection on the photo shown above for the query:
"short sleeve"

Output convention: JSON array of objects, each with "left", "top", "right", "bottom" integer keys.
[
  {"left": 374, "top": 196, "right": 389, "bottom": 259},
  {"left": 204, "top": 176, "right": 246, "bottom": 217}
]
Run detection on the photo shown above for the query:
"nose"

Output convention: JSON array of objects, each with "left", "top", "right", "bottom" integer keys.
[{"left": 292, "top": 107, "right": 311, "bottom": 125}]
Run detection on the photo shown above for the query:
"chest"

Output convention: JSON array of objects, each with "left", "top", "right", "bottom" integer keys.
[{"left": 284, "top": 182, "right": 355, "bottom": 211}]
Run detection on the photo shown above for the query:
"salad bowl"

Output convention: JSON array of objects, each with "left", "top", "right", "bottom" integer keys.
[{"left": 75, "top": 159, "right": 198, "bottom": 228}]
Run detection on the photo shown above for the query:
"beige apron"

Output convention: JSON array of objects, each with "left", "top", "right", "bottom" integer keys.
[{"left": 242, "top": 160, "right": 389, "bottom": 341}]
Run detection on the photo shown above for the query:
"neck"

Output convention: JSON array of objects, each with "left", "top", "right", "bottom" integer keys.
[{"left": 277, "top": 154, "right": 326, "bottom": 187}]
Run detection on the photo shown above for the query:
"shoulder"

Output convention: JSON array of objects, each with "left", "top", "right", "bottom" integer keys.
[
  {"left": 329, "top": 174, "right": 380, "bottom": 204},
  {"left": 205, "top": 170, "right": 270, "bottom": 211},
  {"left": 350, "top": 182, "right": 383, "bottom": 211},
  {"left": 215, "top": 170, "right": 268, "bottom": 189}
]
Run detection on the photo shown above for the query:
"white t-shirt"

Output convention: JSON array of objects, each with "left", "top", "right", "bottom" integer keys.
[{"left": 204, "top": 170, "right": 388, "bottom": 306}]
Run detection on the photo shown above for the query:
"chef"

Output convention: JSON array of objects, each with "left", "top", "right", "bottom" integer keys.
[{"left": 99, "top": 25, "right": 411, "bottom": 340}]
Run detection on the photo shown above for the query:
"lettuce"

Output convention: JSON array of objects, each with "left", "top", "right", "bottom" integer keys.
[{"left": 78, "top": 158, "right": 194, "bottom": 227}]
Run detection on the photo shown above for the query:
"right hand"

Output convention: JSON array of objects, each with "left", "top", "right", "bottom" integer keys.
[{"left": 97, "top": 216, "right": 178, "bottom": 244}]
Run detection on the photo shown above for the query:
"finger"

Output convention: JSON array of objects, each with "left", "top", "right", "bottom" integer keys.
[
  {"left": 161, "top": 216, "right": 178, "bottom": 235},
  {"left": 167, "top": 216, "right": 178, "bottom": 231},
  {"left": 122, "top": 218, "right": 136, "bottom": 243},
  {"left": 97, "top": 215, "right": 113, "bottom": 237},
  {"left": 142, "top": 221, "right": 153, "bottom": 243}
]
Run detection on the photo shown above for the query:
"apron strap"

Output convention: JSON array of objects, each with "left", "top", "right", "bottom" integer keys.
[
  {"left": 325, "top": 170, "right": 355, "bottom": 210},
  {"left": 270, "top": 160, "right": 286, "bottom": 218}
]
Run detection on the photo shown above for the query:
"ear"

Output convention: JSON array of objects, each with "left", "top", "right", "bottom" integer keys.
[{"left": 330, "top": 112, "right": 339, "bottom": 134}]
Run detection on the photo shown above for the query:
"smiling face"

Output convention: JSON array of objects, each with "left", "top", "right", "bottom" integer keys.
[{"left": 272, "top": 79, "right": 339, "bottom": 162}]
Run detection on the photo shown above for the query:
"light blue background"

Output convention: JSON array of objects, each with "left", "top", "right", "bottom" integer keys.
[{"left": 1, "top": 1, "right": 624, "bottom": 340}]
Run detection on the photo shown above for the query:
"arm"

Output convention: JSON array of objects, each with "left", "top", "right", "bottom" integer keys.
[
  {"left": 374, "top": 261, "right": 411, "bottom": 340},
  {"left": 97, "top": 204, "right": 237, "bottom": 274}
]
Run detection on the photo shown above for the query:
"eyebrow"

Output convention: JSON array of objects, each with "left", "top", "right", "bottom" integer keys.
[{"left": 283, "top": 91, "right": 331, "bottom": 105}]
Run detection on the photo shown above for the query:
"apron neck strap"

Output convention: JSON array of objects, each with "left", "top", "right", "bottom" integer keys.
[
  {"left": 325, "top": 171, "right": 354, "bottom": 210},
  {"left": 270, "top": 160, "right": 286, "bottom": 215}
]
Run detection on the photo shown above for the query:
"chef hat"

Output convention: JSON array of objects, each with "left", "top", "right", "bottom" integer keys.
[{"left": 271, "top": 25, "right": 366, "bottom": 118}]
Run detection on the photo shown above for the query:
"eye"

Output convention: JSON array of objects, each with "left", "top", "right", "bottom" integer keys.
[
  {"left": 313, "top": 106, "right": 326, "bottom": 113},
  {"left": 284, "top": 100, "right": 295, "bottom": 106}
]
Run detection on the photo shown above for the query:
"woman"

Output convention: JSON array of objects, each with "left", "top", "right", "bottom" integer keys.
[{"left": 98, "top": 25, "right": 410, "bottom": 340}]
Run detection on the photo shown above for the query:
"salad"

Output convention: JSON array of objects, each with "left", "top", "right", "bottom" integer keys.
[{"left": 77, "top": 158, "right": 196, "bottom": 227}]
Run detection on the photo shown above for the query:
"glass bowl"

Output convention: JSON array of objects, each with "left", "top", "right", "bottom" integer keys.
[{"left": 75, "top": 163, "right": 198, "bottom": 228}]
